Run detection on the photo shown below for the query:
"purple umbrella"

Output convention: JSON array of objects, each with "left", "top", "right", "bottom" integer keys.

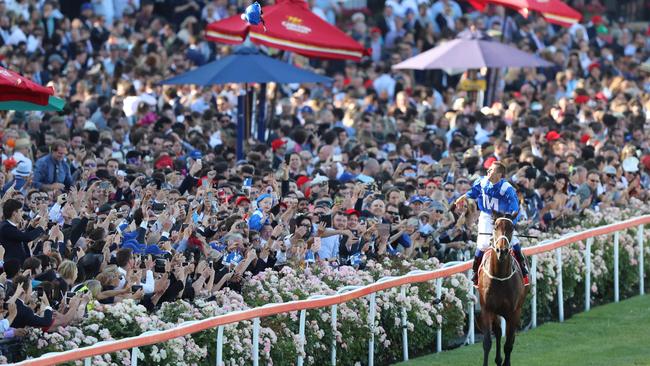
[{"left": 392, "top": 35, "right": 553, "bottom": 70}]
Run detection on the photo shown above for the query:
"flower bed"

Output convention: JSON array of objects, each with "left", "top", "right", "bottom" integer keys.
[{"left": 25, "top": 202, "right": 650, "bottom": 366}]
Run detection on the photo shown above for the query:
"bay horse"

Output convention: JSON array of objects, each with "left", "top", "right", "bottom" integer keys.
[{"left": 478, "top": 212, "right": 527, "bottom": 366}]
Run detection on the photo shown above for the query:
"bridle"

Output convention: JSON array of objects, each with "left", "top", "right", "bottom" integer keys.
[
  {"left": 491, "top": 217, "right": 514, "bottom": 250},
  {"left": 484, "top": 217, "right": 519, "bottom": 281}
]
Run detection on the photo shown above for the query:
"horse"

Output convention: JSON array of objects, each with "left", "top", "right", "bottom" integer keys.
[{"left": 477, "top": 212, "right": 527, "bottom": 366}]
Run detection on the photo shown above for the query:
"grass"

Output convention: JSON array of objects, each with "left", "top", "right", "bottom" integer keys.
[{"left": 395, "top": 295, "right": 650, "bottom": 366}]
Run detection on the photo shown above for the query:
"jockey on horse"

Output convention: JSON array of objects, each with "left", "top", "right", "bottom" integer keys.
[{"left": 454, "top": 161, "right": 529, "bottom": 288}]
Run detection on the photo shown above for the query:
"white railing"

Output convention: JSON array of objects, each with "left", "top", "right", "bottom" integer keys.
[{"left": 15, "top": 216, "right": 650, "bottom": 366}]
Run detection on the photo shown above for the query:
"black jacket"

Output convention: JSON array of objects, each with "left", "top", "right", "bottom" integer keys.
[
  {"left": 10, "top": 299, "right": 53, "bottom": 329},
  {"left": 0, "top": 221, "right": 44, "bottom": 264}
]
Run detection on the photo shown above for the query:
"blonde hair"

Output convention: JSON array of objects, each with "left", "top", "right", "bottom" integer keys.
[{"left": 58, "top": 260, "right": 78, "bottom": 282}]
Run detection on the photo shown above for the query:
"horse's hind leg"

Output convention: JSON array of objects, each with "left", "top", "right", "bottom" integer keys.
[
  {"left": 503, "top": 311, "right": 520, "bottom": 366},
  {"left": 481, "top": 311, "right": 493, "bottom": 366},
  {"left": 492, "top": 317, "right": 503, "bottom": 366}
]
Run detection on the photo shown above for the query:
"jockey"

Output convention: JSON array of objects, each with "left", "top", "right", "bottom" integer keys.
[{"left": 454, "top": 161, "right": 529, "bottom": 287}]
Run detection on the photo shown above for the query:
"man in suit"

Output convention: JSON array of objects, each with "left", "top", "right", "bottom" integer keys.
[{"left": 0, "top": 199, "right": 47, "bottom": 265}]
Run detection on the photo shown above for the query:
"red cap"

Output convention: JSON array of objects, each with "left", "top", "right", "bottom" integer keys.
[
  {"left": 235, "top": 196, "right": 251, "bottom": 206},
  {"left": 271, "top": 138, "right": 286, "bottom": 151},
  {"left": 370, "top": 27, "right": 381, "bottom": 34},
  {"left": 574, "top": 95, "right": 590, "bottom": 104},
  {"left": 425, "top": 179, "right": 440, "bottom": 188},
  {"left": 588, "top": 62, "right": 601, "bottom": 73},
  {"left": 580, "top": 134, "right": 591, "bottom": 144},
  {"left": 345, "top": 209, "right": 361, "bottom": 217},
  {"left": 296, "top": 176, "right": 311, "bottom": 189},
  {"left": 592, "top": 15, "right": 603, "bottom": 25},
  {"left": 595, "top": 92, "right": 608, "bottom": 101},
  {"left": 641, "top": 155, "right": 650, "bottom": 171},
  {"left": 2, "top": 156, "right": 17, "bottom": 171},
  {"left": 483, "top": 156, "right": 497, "bottom": 169},
  {"left": 546, "top": 130, "right": 561, "bottom": 142},
  {"left": 155, "top": 155, "right": 174, "bottom": 170}
]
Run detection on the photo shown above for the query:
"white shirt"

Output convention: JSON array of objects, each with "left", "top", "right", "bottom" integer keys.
[
  {"left": 318, "top": 235, "right": 340, "bottom": 260},
  {"left": 373, "top": 74, "right": 396, "bottom": 101}
]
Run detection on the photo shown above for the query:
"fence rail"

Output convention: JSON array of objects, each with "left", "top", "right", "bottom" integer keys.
[{"left": 15, "top": 215, "right": 650, "bottom": 366}]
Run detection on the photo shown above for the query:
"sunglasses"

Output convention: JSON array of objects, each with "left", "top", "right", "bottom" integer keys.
[
  {"left": 589, "top": 179, "right": 600, "bottom": 183},
  {"left": 84, "top": 163, "right": 97, "bottom": 168},
  {"left": 457, "top": 181, "right": 469, "bottom": 185},
  {"left": 445, "top": 188, "right": 455, "bottom": 192}
]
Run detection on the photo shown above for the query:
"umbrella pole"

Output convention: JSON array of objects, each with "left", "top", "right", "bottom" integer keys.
[
  {"left": 257, "top": 83, "right": 267, "bottom": 142},
  {"left": 236, "top": 85, "right": 246, "bottom": 161},
  {"left": 486, "top": 13, "right": 509, "bottom": 106}
]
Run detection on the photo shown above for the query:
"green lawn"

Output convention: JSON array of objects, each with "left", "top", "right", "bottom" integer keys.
[{"left": 395, "top": 295, "right": 650, "bottom": 366}]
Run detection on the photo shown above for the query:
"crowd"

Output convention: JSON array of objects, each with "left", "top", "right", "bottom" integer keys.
[{"left": 0, "top": 0, "right": 649, "bottom": 359}]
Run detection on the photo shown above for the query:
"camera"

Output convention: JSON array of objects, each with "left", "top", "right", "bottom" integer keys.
[{"left": 37, "top": 287, "right": 44, "bottom": 297}]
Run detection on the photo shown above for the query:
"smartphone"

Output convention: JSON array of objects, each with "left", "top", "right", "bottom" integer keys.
[
  {"left": 37, "top": 287, "right": 44, "bottom": 297},
  {"left": 131, "top": 285, "right": 143, "bottom": 292},
  {"left": 139, "top": 260, "right": 146, "bottom": 269},
  {"left": 208, "top": 261, "right": 214, "bottom": 269},
  {"left": 99, "top": 181, "right": 111, "bottom": 190},
  {"left": 154, "top": 259, "right": 166, "bottom": 273},
  {"left": 66, "top": 291, "right": 75, "bottom": 299},
  {"left": 332, "top": 154, "right": 342, "bottom": 162}
]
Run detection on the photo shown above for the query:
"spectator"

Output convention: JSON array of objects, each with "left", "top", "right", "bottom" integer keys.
[
  {"left": 33, "top": 141, "right": 73, "bottom": 192},
  {"left": 0, "top": 199, "right": 47, "bottom": 264}
]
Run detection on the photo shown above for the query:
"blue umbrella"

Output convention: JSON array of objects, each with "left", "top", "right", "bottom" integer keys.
[
  {"left": 161, "top": 47, "right": 332, "bottom": 85},
  {"left": 161, "top": 47, "right": 330, "bottom": 158}
]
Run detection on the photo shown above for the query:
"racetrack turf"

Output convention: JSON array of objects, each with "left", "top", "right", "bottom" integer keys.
[{"left": 395, "top": 295, "right": 650, "bottom": 366}]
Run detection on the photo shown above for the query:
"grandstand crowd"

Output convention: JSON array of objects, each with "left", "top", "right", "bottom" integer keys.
[{"left": 0, "top": 0, "right": 649, "bottom": 354}]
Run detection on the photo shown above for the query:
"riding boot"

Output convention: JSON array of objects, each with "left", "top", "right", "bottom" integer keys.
[
  {"left": 512, "top": 244, "right": 530, "bottom": 286},
  {"left": 472, "top": 250, "right": 483, "bottom": 288}
]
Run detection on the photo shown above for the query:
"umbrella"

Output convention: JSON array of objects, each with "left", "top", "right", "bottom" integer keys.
[
  {"left": 205, "top": 0, "right": 368, "bottom": 61},
  {"left": 161, "top": 47, "right": 332, "bottom": 85},
  {"left": 0, "top": 66, "right": 65, "bottom": 111},
  {"left": 161, "top": 47, "right": 331, "bottom": 159},
  {"left": 467, "top": 0, "right": 582, "bottom": 27},
  {"left": 392, "top": 36, "right": 553, "bottom": 70}
]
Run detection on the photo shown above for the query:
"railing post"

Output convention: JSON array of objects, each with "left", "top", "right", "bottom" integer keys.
[
  {"left": 131, "top": 347, "right": 139, "bottom": 366},
  {"left": 585, "top": 238, "right": 593, "bottom": 312},
  {"left": 614, "top": 231, "right": 619, "bottom": 303},
  {"left": 556, "top": 247, "right": 564, "bottom": 322},
  {"left": 331, "top": 286, "right": 362, "bottom": 366},
  {"left": 468, "top": 269, "right": 475, "bottom": 344},
  {"left": 297, "top": 309, "right": 307, "bottom": 366},
  {"left": 531, "top": 255, "right": 537, "bottom": 329},
  {"left": 331, "top": 304, "right": 338, "bottom": 366},
  {"left": 216, "top": 326, "right": 224, "bottom": 366},
  {"left": 435, "top": 278, "right": 442, "bottom": 353},
  {"left": 84, "top": 357, "right": 91, "bottom": 366},
  {"left": 368, "top": 292, "right": 377, "bottom": 366},
  {"left": 639, "top": 225, "right": 645, "bottom": 295},
  {"left": 252, "top": 317, "right": 260, "bottom": 366},
  {"left": 400, "top": 286, "right": 409, "bottom": 362}
]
